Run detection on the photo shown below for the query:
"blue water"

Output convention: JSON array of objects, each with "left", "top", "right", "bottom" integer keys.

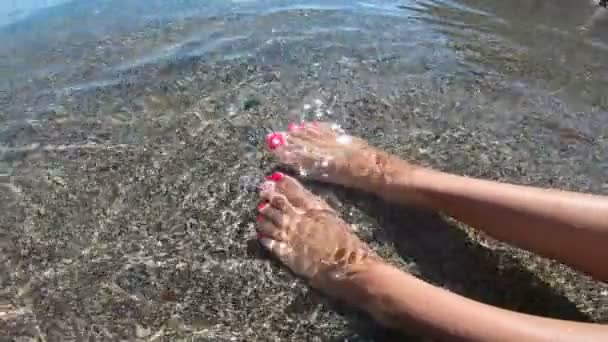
[{"left": 0, "top": 0, "right": 69, "bottom": 23}]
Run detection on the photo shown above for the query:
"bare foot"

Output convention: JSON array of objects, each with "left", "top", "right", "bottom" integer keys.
[
  {"left": 265, "top": 122, "right": 407, "bottom": 192},
  {"left": 256, "top": 172, "right": 379, "bottom": 291}
]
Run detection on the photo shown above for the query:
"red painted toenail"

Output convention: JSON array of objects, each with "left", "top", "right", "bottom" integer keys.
[
  {"left": 256, "top": 215, "right": 264, "bottom": 222},
  {"left": 288, "top": 123, "right": 298, "bottom": 131},
  {"left": 266, "top": 133, "right": 285, "bottom": 150},
  {"left": 258, "top": 202, "right": 267, "bottom": 210},
  {"left": 265, "top": 172, "right": 284, "bottom": 182}
]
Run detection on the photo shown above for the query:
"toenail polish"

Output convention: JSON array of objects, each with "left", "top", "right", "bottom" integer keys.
[
  {"left": 266, "top": 133, "right": 285, "bottom": 150},
  {"left": 266, "top": 172, "right": 284, "bottom": 182},
  {"left": 256, "top": 215, "right": 264, "bottom": 222},
  {"left": 288, "top": 123, "right": 297, "bottom": 131},
  {"left": 258, "top": 202, "right": 267, "bottom": 210},
  {"left": 299, "top": 122, "right": 306, "bottom": 129}
]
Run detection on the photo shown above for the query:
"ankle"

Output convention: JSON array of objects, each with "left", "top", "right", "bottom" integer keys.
[
  {"left": 317, "top": 258, "right": 391, "bottom": 306},
  {"left": 372, "top": 154, "right": 433, "bottom": 208}
]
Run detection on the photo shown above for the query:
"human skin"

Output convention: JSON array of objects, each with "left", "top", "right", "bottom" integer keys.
[
  {"left": 384, "top": 164, "right": 608, "bottom": 282},
  {"left": 256, "top": 121, "right": 608, "bottom": 341}
]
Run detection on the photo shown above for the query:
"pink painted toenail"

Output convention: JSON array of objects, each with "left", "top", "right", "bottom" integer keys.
[
  {"left": 265, "top": 172, "right": 284, "bottom": 182},
  {"left": 266, "top": 133, "right": 285, "bottom": 150},
  {"left": 288, "top": 123, "right": 298, "bottom": 131},
  {"left": 300, "top": 122, "right": 306, "bottom": 129},
  {"left": 258, "top": 202, "right": 267, "bottom": 210},
  {"left": 256, "top": 215, "right": 264, "bottom": 222}
]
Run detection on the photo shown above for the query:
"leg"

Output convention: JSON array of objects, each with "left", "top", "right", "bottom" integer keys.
[
  {"left": 255, "top": 173, "right": 608, "bottom": 341},
  {"left": 266, "top": 122, "right": 608, "bottom": 281}
]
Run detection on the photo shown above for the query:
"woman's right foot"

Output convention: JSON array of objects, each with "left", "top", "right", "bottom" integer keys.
[
  {"left": 265, "top": 122, "right": 410, "bottom": 192},
  {"left": 257, "top": 172, "right": 380, "bottom": 291}
]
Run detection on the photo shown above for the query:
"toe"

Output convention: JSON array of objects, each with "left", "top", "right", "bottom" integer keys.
[
  {"left": 268, "top": 192, "right": 298, "bottom": 215},
  {"left": 258, "top": 201, "right": 288, "bottom": 227},
  {"left": 288, "top": 121, "right": 319, "bottom": 134},
  {"left": 259, "top": 182, "right": 299, "bottom": 214},
  {"left": 268, "top": 172, "right": 332, "bottom": 211},
  {"left": 311, "top": 122, "right": 369, "bottom": 148},
  {"left": 256, "top": 217, "right": 286, "bottom": 241},
  {"left": 258, "top": 237, "right": 293, "bottom": 263},
  {"left": 266, "top": 132, "right": 288, "bottom": 150},
  {"left": 310, "top": 121, "right": 345, "bottom": 138},
  {"left": 272, "top": 144, "right": 315, "bottom": 169},
  {"left": 285, "top": 121, "right": 364, "bottom": 150},
  {"left": 273, "top": 139, "right": 336, "bottom": 169},
  {"left": 287, "top": 120, "right": 332, "bottom": 140},
  {"left": 288, "top": 127, "right": 331, "bottom": 147}
]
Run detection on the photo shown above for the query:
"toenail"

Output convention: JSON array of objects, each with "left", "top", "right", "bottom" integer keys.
[
  {"left": 288, "top": 123, "right": 298, "bottom": 131},
  {"left": 299, "top": 122, "right": 306, "bottom": 129},
  {"left": 266, "top": 133, "right": 286, "bottom": 150},
  {"left": 258, "top": 202, "right": 267, "bottom": 210},
  {"left": 256, "top": 215, "right": 264, "bottom": 222},
  {"left": 265, "top": 172, "right": 284, "bottom": 182}
]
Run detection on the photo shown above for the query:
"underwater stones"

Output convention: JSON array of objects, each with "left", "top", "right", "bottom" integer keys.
[{"left": 243, "top": 97, "right": 261, "bottom": 111}]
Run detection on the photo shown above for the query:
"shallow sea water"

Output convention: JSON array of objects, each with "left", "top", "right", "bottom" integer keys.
[{"left": 1, "top": 0, "right": 607, "bottom": 340}]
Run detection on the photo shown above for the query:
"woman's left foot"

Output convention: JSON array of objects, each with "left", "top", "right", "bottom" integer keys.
[{"left": 265, "top": 121, "right": 398, "bottom": 191}]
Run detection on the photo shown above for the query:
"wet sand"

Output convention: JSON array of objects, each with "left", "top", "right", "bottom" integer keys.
[{"left": 1, "top": 0, "right": 607, "bottom": 340}]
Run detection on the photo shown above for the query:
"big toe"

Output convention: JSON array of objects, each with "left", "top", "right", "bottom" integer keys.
[
  {"left": 265, "top": 121, "right": 348, "bottom": 151},
  {"left": 288, "top": 121, "right": 338, "bottom": 143}
]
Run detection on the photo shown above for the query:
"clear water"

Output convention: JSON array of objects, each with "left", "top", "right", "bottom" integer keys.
[{"left": 1, "top": 0, "right": 607, "bottom": 340}]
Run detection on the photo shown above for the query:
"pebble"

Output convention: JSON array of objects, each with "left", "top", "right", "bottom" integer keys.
[
  {"left": 51, "top": 176, "right": 66, "bottom": 187},
  {"left": 136, "top": 324, "right": 151, "bottom": 338}
]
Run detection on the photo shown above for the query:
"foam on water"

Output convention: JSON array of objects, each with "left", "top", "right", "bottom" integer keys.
[
  {"left": 330, "top": 123, "right": 346, "bottom": 135},
  {"left": 336, "top": 134, "right": 352, "bottom": 145},
  {"left": 298, "top": 166, "right": 308, "bottom": 177}
]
